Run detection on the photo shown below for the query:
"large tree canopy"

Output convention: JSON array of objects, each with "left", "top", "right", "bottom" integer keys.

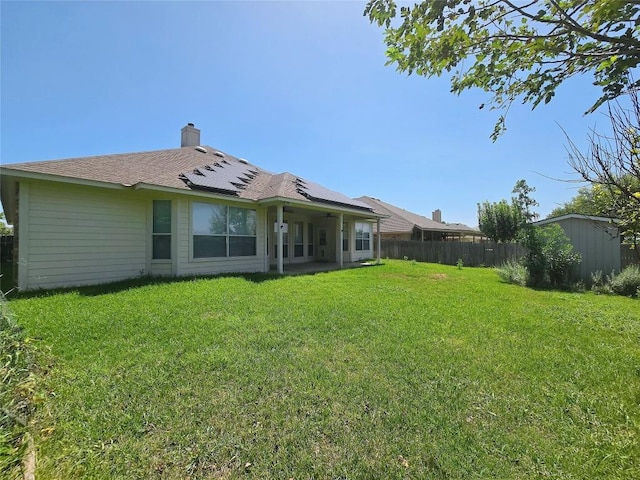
[{"left": 365, "top": 0, "right": 640, "bottom": 139}]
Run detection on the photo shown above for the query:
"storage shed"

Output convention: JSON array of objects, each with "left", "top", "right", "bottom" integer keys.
[{"left": 534, "top": 214, "right": 621, "bottom": 282}]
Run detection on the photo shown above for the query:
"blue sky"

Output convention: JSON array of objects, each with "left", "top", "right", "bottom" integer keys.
[{"left": 1, "top": 1, "right": 614, "bottom": 228}]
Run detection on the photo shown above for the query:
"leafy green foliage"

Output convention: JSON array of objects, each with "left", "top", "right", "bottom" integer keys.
[
  {"left": 566, "top": 90, "right": 640, "bottom": 259},
  {"left": 478, "top": 179, "right": 537, "bottom": 242},
  {"left": 0, "top": 213, "right": 12, "bottom": 236},
  {"left": 608, "top": 264, "right": 640, "bottom": 297},
  {"left": 520, "top": 224, "right": 582, "bottom": 289},
  {"left": 549, "top": 185, "right": 613, "bottom": 218},
  {"left": 365, "top": 0, "right": 640, "bottom": 139},
  {"left": 496, "top": 259, "right": 529, "bottom": 286},
  {"left": 477, "top": 199, "right": 522, "bottom": 242}
]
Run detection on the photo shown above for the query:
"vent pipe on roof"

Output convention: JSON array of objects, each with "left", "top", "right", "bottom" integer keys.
[
  {"left": 432, "top": 209, "right": 442, "bottom": 223},
  {"left": 181, "top": 123, "right": 201, "bottom": 147}
]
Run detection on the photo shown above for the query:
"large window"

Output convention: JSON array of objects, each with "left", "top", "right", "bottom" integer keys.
[
  {"left": 294, "top": 221, "right": 304, "bottom": 257},
  {"left": 355, "top": 222, "right": 371, "bottom": 251},
  {"left": 307, "top": 223, "right": 314, "bottom": 257},
  {"left": 342, "top": 222, "right": 349, "bottom": 252},
  {"left": 152, "top": 200, "right": 171, "bottom": 259},
  {"left": 192, "top": 202, "right": 256, "bottom": 258}
]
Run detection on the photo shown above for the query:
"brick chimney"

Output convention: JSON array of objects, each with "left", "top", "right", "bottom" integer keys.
[
  {"left": 181, "top": 123, "right": 200, "bottom": 147},
  {"left": 432, "top": 209, "right": 442, "bottom": 223}
]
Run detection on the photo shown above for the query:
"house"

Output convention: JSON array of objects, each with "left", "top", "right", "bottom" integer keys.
[
  {"left": 356, "top": 196, "right": 479, "bottom": 241},
  {"left": 534, "top": 214, "right": 621, "bottom": 281},
  {"left": 0, "top": 124, "right": 385, "bottom": 291}
]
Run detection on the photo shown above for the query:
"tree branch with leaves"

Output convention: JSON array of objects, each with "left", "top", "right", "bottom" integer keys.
[
  {"left": 566, "top": 88, "right": 640, "bottom": 259},
  {"left": 365, "top": 0, "right": 640, "bottom": 139}
]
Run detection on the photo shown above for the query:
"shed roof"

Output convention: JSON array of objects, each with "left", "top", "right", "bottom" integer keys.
[{"left": 535, "top": 214, "right": 620, "bottom": 226}]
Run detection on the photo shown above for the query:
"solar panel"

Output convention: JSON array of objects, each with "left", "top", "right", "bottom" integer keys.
[
  {"left": 296, "top": 178, "right": 373, "bottom": 211},
  {"left": 181, "top": 161, "right": 258, "bottom": 195}
]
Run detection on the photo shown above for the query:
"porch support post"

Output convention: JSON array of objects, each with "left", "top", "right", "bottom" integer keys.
[
  {"left": 277, "top": 204, "right": 284, "bottom": 274},
  {"left": 337, "top": 213, "right": 343, "bottom": 268},
  {"left": 377, "top": 218, "right": 381, "bottom": 264}
]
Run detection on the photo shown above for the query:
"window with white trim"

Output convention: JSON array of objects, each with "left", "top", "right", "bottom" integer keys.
[
  {"left": 355, "top": 222, "right": 371, "bottom": 251},
  {"left": 152, "top": 200, "right": 171, "bottom": 259},
  {"left": 294, "top": 221, "right": 304, "bottom": 257},
  {"left": 342, "top": 222, "right": 349, "bottom": 251},
  {"left": 192, "top": 202, "right": 256, "bottom": 258}
]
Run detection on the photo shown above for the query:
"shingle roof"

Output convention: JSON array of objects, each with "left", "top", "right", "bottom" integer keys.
[
  {"left": 1, "top": 145, "right": 375, "bottom": 213},
  {"left": 356, "top": 196, "right": 478, "bottom": 234}
]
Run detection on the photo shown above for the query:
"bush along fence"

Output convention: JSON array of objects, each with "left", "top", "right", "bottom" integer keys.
[{"left": 378, "top": 240, "right": 526, "bottom": 267}]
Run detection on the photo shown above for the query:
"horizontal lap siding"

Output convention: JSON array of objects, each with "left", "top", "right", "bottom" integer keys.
[
  {"left": 24, "top": 181, "right": 147, "bottom": 290},
  {"left": 351, "top": 249, "right": 372, "bottom": 262},
  {"left": 176, "top": 199, "right": 267, "bottom": 276}
]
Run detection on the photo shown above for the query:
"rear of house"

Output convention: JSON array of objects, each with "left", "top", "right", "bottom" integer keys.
[{"left": 0, "top": 124, "right": 383, "bottom": 291}]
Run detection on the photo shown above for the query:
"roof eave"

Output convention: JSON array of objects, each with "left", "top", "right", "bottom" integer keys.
[
  {"left": 0, "top": 168, "right": 126, "bottom": 190},
  {"left": 133, "top": 183, "right": 257, "bottom": 204},
  {"left": 259, "top": 196, "right": 387, "bottom": 218}
]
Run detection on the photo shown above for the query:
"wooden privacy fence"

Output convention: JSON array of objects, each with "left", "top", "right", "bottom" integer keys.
[
  {"left": 379, "top": 240, "right": 526, "bottom": 267},
  {"left": 621, "top": 245, "right": 640, "bottom": 269}
]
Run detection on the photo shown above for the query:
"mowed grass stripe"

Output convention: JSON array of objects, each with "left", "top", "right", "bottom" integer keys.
[{"left": 8, "top": 260, "right": 640, "bottom": 479}]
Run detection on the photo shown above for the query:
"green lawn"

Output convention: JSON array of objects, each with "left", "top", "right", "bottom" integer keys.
[{"left": 6, "top": 260, "right": 640, "bottom": 479}]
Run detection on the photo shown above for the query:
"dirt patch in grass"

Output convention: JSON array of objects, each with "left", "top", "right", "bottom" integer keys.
[{"left": 430, "top": 273, "right": 448, "bottom": 280}]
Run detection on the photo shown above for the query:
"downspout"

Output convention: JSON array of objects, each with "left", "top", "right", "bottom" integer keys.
[{"left": 277, "top": 205, "right": 284, "bottom": 274}]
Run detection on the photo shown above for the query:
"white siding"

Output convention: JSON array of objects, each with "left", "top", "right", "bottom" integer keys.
[{"left": 22, "top": 181, "right": 147, "bottom": 290}]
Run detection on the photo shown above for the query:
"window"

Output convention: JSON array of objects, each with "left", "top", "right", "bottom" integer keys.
[
  {"left": 153, "top": 200, "right": 171, "bottom": 259},
  {"left": 192, "top": 202, "right": 256, "bottom": 258},
  {"left": 355, "top": 222, "right": 371, "bottom": 251},
  {"left": 342, "top": 222, "right": 349, "bottom": 251},
  {"left": 294, "top": 221, "right": 304, "bottom": 257},
  {"left": 274, "top": 220, "right": 288, "bottom": 258},
  {"left": 307, "top": 223, "right": 314, "bottom": 257}
]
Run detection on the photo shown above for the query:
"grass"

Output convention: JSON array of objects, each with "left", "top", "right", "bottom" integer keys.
[
  {"left": 0, "top": 291, "right": 37, "bottom": 479},
  {"left": 5, "top": 260, "right": 640, "bottom": 478}
]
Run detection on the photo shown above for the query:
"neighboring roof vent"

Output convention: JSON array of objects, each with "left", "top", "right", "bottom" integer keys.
[
  {"left": 213, "top": 151, "right": 225, "bottom": 158},
  {"left": 181, "top": 123, "right": 201, "bottom": 147},
  {"left": 194, "top": 146, "right": 207, "bottom": 154},
  {"left": 238, "top": 158, "right": 248, "bottom": 164}
]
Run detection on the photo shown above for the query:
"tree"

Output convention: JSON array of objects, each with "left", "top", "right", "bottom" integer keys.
[
  {"left": 477, "top": 179, "right": 537, "bottom": 242},
  {"left": 365, "top": 0, "right": 640, "bottom": 139},
  {"left": 512, "top": 179, "right": 539, "bottom": 224},
  {"left": 520, "top": 223, "right": 582, "bottom": 288},
  {"left": 477, "top": 199, "right": 522, "bottom": 242},
  {"left": 0, "top": 212, "right": 12, "bottom": 236},
  {"left": 566, "top": 89, "right": 640, "bottom": 258},
  {"left": 548, "top": 185, "right": 608, "bottom": 217}
]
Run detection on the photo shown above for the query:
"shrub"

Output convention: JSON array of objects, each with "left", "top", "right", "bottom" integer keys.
[
  {"left": 590, "top": 270, "right": 613, "bottom": 294},
  {"left": 520, "top": 224, "right": 581, "bottom": 289},
  {"left": 496, "top": 260, "right": 529, "bottom": 286},
  {"left": 608, "top": 265, "right": 640, "bottom": 297}
]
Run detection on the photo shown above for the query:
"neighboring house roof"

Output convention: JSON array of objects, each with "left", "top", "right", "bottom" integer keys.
[
  {"left": 535, "top": 213, "right": 620, "bottom": 226},
  {"left": 1, "top": 145, "right": 377, "bottom": 215},
  {"left": 356, "top": 196, "right": 478, "bottom": 234}
]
